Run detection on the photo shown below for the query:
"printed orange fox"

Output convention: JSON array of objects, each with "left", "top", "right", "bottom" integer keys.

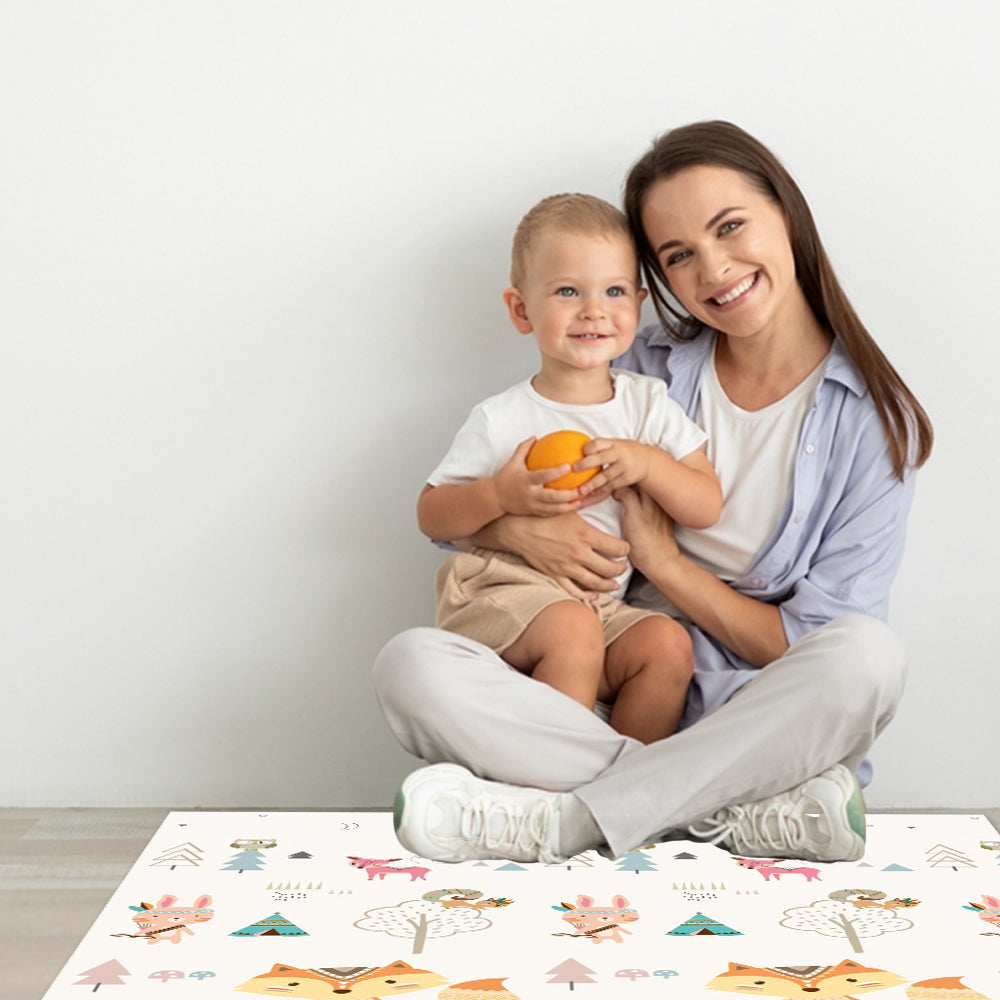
[
  {"left": 233, "top": 960, "right": 447, "bottom": 998},
  {"left": 706, "top": 959, "right": 907, "bottom": 998}
]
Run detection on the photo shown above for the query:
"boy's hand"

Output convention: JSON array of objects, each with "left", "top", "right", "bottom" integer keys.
[
  {"left": 492, "top": 438, "right": 584, "bottom": 517},
  {"left": 576, "top": 438, "right": 652, "bottom": 494}
]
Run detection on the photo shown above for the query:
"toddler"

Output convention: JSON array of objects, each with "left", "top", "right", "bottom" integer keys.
[{"left": 417, "top": 193, "right": 721, "bottom": 744}]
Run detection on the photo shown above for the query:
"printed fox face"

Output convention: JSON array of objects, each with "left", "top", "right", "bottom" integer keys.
[
  {"left": 233, "top": 960, "right": 447, "bottom": 997},
  {"left": 706, "top": 960, "right": 907, "bottom": 997}
]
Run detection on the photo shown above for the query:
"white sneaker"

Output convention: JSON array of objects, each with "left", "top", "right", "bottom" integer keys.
[
  {"left": 393, "top": 763, "right": 567, "bottom": 864},
  {"left": 687, "top": 763, "right": 867, "bottom": 862}
]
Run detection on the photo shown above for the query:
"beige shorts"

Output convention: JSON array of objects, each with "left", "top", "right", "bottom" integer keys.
[{"left": 434, "top": 548, "right": 660, "bottom": 655}]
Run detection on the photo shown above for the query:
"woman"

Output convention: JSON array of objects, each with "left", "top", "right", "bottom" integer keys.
[{"left": 373, "top": 121, "right": 933, "bottom": 865}]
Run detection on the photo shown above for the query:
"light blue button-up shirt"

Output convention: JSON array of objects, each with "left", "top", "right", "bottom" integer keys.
[{"left": 619, "top": 325, "right": 917, "bottom": 737}]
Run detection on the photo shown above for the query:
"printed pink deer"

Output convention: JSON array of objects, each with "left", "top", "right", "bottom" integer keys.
[
  {"left": 347, "top": 856, "right": 431, "bottom": 881},
  {"left": 119, "top": 894, "right": 214, "bottom": 944},
  {"left": 732, "top": 857, "right": 822, "bottom": 882},
  {"left": 553, "top": 894, "right": 639, "bottom": 943}
]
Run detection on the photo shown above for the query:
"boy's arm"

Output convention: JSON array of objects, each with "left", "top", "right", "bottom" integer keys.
[
  {"left": 640, "top": 445, "right": 722, "bottom": 528},
  {"left": 579, "top": 440, "right": 722, "bottom": 529},
  {"left": 417, "top": 438, "right": 585, "bottom": 541}
]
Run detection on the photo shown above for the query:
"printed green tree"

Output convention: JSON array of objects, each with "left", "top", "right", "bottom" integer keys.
[
  {"left": 222, "top": 848, "right": 267, "bottom": 872},
  {"left": 615, "top": 848, "right": 658, "bottom": 873}
]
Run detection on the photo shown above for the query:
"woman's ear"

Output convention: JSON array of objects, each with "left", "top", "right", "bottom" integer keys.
[{"left": 502, "top": 286, "right": 533, "bottom": 334}]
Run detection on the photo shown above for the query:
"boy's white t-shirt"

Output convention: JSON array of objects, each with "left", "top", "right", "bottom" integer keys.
[
  {"left": 674, "top": 353, "right": 827, "bottom": 582},
  {"left": 428, "top": 368, "right": 708, "bottom": 596}
]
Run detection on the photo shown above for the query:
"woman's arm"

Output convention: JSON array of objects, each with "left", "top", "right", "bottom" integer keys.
[
  {"left": 617, "top": 487, "right": 788, "bottom": 667},
  {"left": 467, "top": 512, "right": 629, "bottom": 601}
]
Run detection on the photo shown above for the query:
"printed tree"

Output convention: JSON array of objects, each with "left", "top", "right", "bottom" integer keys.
[
  {"left": 546, "top": 958, "right": 598, "bottom": 990},
  {"left": 926, "top": 844, "right": 978, "bottom": 869},
  {"left": 73, "top": 959, "right": 130, "bottom": 991},
  {"left": 615, "top": 849, "right": 658, "bottom": 873},
  {"left": 780, "top": 897, "right": 914, "bottom": 953},
  {"left": 354, "top": 898, "right": 492, "bottom": 954},
  {"left": 149, "top": 842, "right": 205, "bottom": 869},
  {"left": 547, "top": 851, "right": 598, "bottom": 871},
  {"left": 222, "top": 848, "right": 267, "bottom": 872}
]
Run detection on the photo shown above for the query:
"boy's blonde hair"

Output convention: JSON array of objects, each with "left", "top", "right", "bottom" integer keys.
[{"left": 510, "top": 193, "right": 636, "bottom": 287}]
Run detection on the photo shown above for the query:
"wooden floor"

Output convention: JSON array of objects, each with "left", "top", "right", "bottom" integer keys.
[{"left": 5, "top": 805, "right": 999, "bottom": 1000}]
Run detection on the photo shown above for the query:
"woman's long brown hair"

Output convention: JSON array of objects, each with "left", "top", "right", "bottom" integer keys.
[{"left": 624, "top": 121, "right": 932, "bottom": 479}]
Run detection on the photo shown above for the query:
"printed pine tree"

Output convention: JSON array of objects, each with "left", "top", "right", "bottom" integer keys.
[
  {"left": 925, "top": 844, "right": 978, "bottom": 869},
  {"left": 546, "top": 851, "right": 597, "bottom": 871},
  {"left": 149, "top": 842, "right": 205, "bottom": 869},
  {"left": 222, "top": 848, "right": 267, "bottom": 872},
  {"left": 73, "top": 959, "right": 131, "bottom": 991},
  {"left": 546, "top": 958, "right": 598, "bottom": 990},
  {"left": 615, "top": 848, "right": 658, "bottom": 873}
]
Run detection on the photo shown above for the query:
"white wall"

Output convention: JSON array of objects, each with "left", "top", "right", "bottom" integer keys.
[{"left": 2, "top": 1, "right": 996, "bottom": 808}]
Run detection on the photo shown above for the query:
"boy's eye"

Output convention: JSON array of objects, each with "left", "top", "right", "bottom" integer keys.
[
  {"left": 555, "top": 286, "right": 577, "bottom": 297},
  {"left": 607, "top": 286, "right": 625, "bottom": 297}
]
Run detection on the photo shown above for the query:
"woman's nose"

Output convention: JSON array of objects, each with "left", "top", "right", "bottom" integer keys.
[{"left": 699, "top": 245, "right": 730, "bottom": 283}]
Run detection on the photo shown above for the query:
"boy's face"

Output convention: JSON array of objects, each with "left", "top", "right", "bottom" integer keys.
[{"left": 504, "top": 230, "right": 646, "bottom": 377}]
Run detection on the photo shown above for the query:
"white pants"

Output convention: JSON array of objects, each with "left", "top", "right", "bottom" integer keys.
[{"left": 372, "top": 615, "right": 906, "bottom": 857}]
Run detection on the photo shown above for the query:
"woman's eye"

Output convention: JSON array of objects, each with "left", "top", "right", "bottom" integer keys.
[
  {"left": 665, "top": 249, "right": 690, "bottom": 267},
  {"left": 719, "top": 219, "right": 742, "bottom": 235}
]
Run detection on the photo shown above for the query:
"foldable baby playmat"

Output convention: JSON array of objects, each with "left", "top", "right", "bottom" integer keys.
[{"left": 42, "top": 810, "right": 1000, "bottom": 997}]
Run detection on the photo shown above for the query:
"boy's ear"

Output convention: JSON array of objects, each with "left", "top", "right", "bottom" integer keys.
[
  {"left": 503, "top": 286, "right": 533, "bottom": 334},
  {"left": 637, "top": 287, "right": 648, "bottom": 306}
]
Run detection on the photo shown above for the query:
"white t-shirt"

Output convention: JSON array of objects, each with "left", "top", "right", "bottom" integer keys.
[
  {"left": 428, "top": 368, "right": 708, "bottom": 596},
  {"left": 674, "top": 353, "right": 826, "bottom": 582}
]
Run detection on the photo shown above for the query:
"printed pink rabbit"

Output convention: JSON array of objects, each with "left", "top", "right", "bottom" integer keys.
[
  {"left": 113, "top": 894, "right": 214, "bottom": 944},
  {"left": 553, "top": 894, "right": 639, "bottom": 943}
]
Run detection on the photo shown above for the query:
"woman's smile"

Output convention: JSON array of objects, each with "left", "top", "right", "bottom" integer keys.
[{"left": 708, "top": 271, "right": 760, "bottom": 308}]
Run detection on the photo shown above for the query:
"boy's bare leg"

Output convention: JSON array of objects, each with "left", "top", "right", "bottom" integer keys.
[
  {"left": 502, "top": 600, "right": 606, "bottom": 709},
  {"left": 601, "top": 616, "right": 693, "bottom": 744}
]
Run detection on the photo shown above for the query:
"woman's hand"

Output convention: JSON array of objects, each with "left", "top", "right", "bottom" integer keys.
[
  {"left": 615, "top": 485, "right": 681, "bottom": 577},
  {"left": 471, "top": 512, "right": 628, "bottom": 601}
]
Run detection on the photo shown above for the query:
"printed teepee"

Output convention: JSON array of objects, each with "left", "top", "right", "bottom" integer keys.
[
  {"left": 666, "top": 911, "right": 742, "bottom": 936},
  {"left": 229, "top": 912, "right": 308, "bottom": 937}
]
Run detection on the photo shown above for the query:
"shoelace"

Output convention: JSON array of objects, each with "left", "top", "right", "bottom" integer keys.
[
  {"left": 458, "top": 796, "right": 559, "bottom": 862},
  {"left": 689, "top": 799, "right": 808, "bottom": 854}
]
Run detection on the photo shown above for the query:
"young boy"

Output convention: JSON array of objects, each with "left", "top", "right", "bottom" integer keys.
[{"left": 418, "top": 194, "right": 721, "bottom": 745}]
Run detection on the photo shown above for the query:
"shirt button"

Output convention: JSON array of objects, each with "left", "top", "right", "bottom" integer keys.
[
  {"left": 794, "top": 514, "right": 804, "bottom": 525},
  {"left": 805, "top": 443, "right": 816, "bottom": 454}
]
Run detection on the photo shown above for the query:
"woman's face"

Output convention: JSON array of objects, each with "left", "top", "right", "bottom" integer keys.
[{"left": 640, "top": 164, "right": 809, "bottom": 344}]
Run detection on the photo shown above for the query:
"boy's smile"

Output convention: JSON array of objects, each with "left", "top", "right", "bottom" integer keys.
[{"left": 503, "top": 230, "right": 646, "bottom": 396}]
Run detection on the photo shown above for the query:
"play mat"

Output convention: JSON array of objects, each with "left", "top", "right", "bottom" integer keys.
[{"left": 42, "top": 810, "right": 1000, "bottom": 997}]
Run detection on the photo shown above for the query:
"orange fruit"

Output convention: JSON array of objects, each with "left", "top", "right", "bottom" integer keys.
[{"left": 525, "top": 429, "right": 598, "bottom": 490}]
